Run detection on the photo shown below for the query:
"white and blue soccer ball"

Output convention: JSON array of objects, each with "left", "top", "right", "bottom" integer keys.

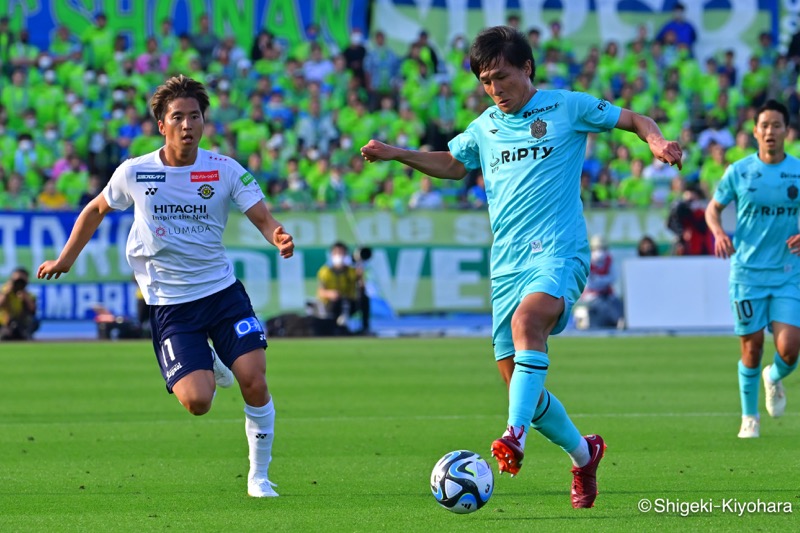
[{"left": 430, "top": 450, "right": 494, "bottom": 514}]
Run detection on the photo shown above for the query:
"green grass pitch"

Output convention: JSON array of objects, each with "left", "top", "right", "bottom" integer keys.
[{"left": 1, "top": 336, "right": 798, "bottom": 532}]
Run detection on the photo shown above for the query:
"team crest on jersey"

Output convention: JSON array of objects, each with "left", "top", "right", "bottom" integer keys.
[
  {"left": 197, "top": 184, "right": 215, "bottom": 199},
  {"left": 530, "top": 119, "right": 547, "bottom": 139},
  {"left": 154, "top": 226, "right": 167, "bottom": 238},
  {"left": 789, "top": 185, "right": 798, "bottom": 200}
]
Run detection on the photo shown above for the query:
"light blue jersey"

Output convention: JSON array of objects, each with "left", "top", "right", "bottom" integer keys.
[
  {"left": 714, "top": 153, "right": 800, "bottom": 286},
  {"left": 449, "top": 90, "right": 621, "bottom": 278}
]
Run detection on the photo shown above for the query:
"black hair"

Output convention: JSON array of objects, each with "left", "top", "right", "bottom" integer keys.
[
  {"left": 469, "top": 25, "right": 535, "bottom": 82},
  {"left": 756, "top": 99, "right": 790, "bottom": 127},
  {"left": 331, "top": 241, "right": 348, "bottom": 252}
]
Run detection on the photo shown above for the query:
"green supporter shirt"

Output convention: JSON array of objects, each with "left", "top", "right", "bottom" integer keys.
[
  {"left": 229, "top": 118, "right": 269, "bottom": 158},
  {"left": 725, "top": 146, "right": 755, "bottom": 164},
  {"left": 56, "top": 169, "right": 89, "bottom": 206},
  {"left": 591, "top": 182, "right": 617, "bottom": 205},
  {"left": 338, "top": 109, "right": 377, "bottom": 150},
  {"left": 617, "top": 177, "right": 654, "bottom": 207},
  {"left": 699, "top": 160, "right": 728, "bottom": 193},
  {"left": 33, "top": 84, "right": 66, "bottom": 125},
  {"left": 346, "top": 165, "right": 390, "bottom": 205},
  {"left": 0, "top": 191, "right": 34, "bottom": 210},
  {"left": 741, "top": 68, "right": 771, "bottom": 103},
  {"left": 129, "top": 135, "right": 163, "bottom": 158},
  {"left": 81, "top": 26, "right": 115, "bottom": 70},
  {"left": 608, "top": 159, "right": 631, "bottom": 180},
  {"left": 317, "top": 180, "right": 350, "bottom": 207},
  {"left": 1, "top": 86, "right": 31, "bottom": 130}
]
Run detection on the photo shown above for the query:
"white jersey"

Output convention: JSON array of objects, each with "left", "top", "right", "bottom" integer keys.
[{"left": 103, "top": 148, "right": 264, "bottom": 305}]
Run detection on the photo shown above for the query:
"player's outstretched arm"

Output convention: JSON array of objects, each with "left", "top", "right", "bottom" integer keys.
[
  {"left": 615, "top": 109, "right": 683, "bottom": 170},
  {"left": 360, "top": 140, "right": 468, "bottom": 180},
  {"left": 705, "top": 199, "right": 735, "bottom": 259},
  {"left": 244, "top": 201, "right": 294, "bottom": 259},
  {"left": 38, "top": 194, "right": 114, "bottom": 280}
]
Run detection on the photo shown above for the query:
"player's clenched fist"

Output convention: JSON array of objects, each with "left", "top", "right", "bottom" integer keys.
[
  {"left": 273, "top": 226, "right": 294, "bottom": 258},
  {"left": 361, "top": 140, "right": 399, "bottom": 163}
]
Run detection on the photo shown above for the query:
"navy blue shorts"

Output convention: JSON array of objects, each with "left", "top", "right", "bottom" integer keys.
[{"left": 149, "top": 280, "right": 267, "bottom": 392}]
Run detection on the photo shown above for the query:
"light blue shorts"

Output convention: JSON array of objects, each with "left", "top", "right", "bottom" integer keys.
[
  {"left": 729, "top": 282, "right": 800, "bottom": 336},
  {"left": 491, "top": 257, "right": 588, "bottom": 361}
]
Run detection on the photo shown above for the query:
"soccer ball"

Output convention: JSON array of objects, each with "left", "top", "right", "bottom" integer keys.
[{"left": 430, "top": 450, "right": 494, "bottom": 514}]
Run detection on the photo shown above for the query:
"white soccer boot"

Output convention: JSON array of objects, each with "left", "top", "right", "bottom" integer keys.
[
  {"left": 248, "top": 477, "right": 279, "bottom": 498},
  {"left": 737, "top": 415, "right": 760, "bottom": 439},
  {"left": 762, "top": 365, "right": 786, "bottom": 418},
  {"left": 210, "top": 344, "right": 234, "bottom": 388}
]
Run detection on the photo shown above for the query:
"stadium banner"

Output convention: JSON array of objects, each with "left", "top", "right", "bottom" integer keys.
[
  {"left": 12, "top": 0, "right": 369, "bottom": 52},
  {"left": 374, "top": 0, "right": 778, "bottom": 74},
  {"left": 1, "top": 208, "right": 670, "bottom": 319}
]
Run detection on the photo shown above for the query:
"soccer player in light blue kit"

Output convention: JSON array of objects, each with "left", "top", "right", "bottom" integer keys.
[
  {"left": 706, "top": 99, "right": 800, "bottom": 439},
  {"left": 361, "top": 26, "right": 682, "bottom": 508}
]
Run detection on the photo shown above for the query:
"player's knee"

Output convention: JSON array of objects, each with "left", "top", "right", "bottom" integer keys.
[
  {"left": 511, "top": 311, "right": 548, "bottom": 343},
  {"left": 238, "top": 373, "right": 268, "bottom": 402},
  {"left": 181, "top": 396, "right": 213, "bottom": 416}
]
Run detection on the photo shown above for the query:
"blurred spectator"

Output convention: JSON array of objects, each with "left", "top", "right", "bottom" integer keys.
[
  {"left": 466, "top": 171, "right": 487, "bottom": 209},
  {"left": 343, "top": 28, "right": 367, "bottom": 86},
  {"left": 317, "top": 165, "right": 349, "bottom": 208},
  {"left": 0, "top": 172, "right": 34, "bottom": 209},
  {"left": 316, "top": 241, "right": 363, "bottom": 333},
  {"left": 303, "top": 44, "right": 334, "bottom": 83},
  {"left": 655, "top": 2, "right": 696, "bottom": 53},
  {"left": 297, "top": 99, "right": 338, "bottom": 155},
  {"left": 156, "top": 18, "right": 179, "bottom": 57},
  {"left": 0, "top": 17, "right": 12, "bottom": 76},
  {"left": 9, "top": 29, "right": 37, "bottom": 69},
  {"left": 576, "top": 235, "right": 623, "bottom": 329},
  {"left": 82, "top": 13, "right": 113, "bottom": 70},
  {"left": 697, "top": 117, "right": 734, "bottom": 152},
  {"left": 364, "top": 31, "right": 398, "bottom": 106},
  {"left": 617, "top": 159, "right": 653, "bottom": 207},
  {"left": 699, "top": 142, "right": 728, "bottom": 198},
  {"left": 37, "top": 178, "right": 69, "bottom": 210},
  {"left": 591, "top": 168, "right": 617, "bottom": 207},
  {"left": 409, "top": 176, "right": 444, "bottom": 209},
  {"left": 191, "top": 13, "right": 219, "bottom": 69},
  {"left": 667, "top": 184, "right": 713, "bottom": 256},
  {"left": 136, "top": 36, "right": 168, "bottom": 75},
  {"left": 413, "top": 30, "right": 440, "bottom": 74},
  {"left": 644, "top": 158, "right": 680, "bottom": 206},
  {"left": 428, "top": 82, "right": 457, "bottom": 151},
  {"left": 0, "top": 267, "right": 39, "bottom": 341},
  {"left": 637, "top": 235, "right": 660, "bottom": 257},
  {"left": 251, "top": 30, "right": 281, "bottom": 62},
  {"left": 741, "top": 55, "right": 770, "bottom": 107},
  {"left": 78, "top": 173, "right": 103, "bottom": 207}
]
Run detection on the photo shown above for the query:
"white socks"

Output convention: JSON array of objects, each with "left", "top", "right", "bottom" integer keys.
[
  {"left": 568, "top": 438, "right": 591, "bottom": 468},
  {"left": 244, "top": 399, "right": 275, "bottom": 480}
]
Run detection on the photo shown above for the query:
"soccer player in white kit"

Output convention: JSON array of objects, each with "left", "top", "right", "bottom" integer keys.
[{"left": 38, "top": 75, "right": 294, "bottom": 498}]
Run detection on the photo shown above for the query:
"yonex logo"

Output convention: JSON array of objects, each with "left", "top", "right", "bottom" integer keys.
[
  {"left": 489, "top": 129, "right": 498, "bottom": 134},
  {"left": 136, "top": 172, "right": 166, "bottom": 182},
  {"left": 145, "top": 187, "right": 158, "bottom": 195},
  {"left": 255, "top": 433, "right": 267, "bottom": 439}
]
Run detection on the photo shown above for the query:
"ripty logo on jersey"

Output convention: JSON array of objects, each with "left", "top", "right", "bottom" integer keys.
[
  {"left": 136, "top": 172, "right": 166, "bottom": 182},
  {"left": 191, "top": 170, "right": 219, "bottom": 182}
]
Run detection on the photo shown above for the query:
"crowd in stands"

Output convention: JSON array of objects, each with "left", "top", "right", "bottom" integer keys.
[{"left": 0, "top": 6, "right": 797, "bottom": 221}]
